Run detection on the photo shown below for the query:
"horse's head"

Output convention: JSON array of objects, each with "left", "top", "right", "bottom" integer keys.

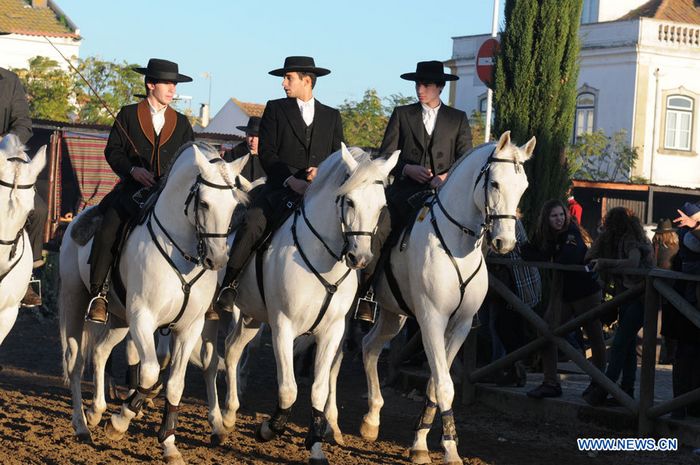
[
  {"left": 475, "top": 131, "right": 535, "bottom": 254},
  {"left": 336, "top": 144, "right": 399, "bottom": 269},
  {"left": 0, "top": 135, "right": 46, "bottom": 267},
  {"left": 189, "top": 144, "right": 249, "bottom": 270}
]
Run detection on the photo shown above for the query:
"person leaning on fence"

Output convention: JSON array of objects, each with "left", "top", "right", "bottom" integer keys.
[
  {"left": 666, "top": 202, "right": 700, "bottom": 418},
  {"left": 1, "top": 66, "right": 47, "bottom": 308},
  {"left": 487, "top": 216, "right": 541, "bottom": 387},
  {"left": 521, "top": 199, "right": 606, "bottom": 399},
  {"left": 583, "top": 207, "right": 655, "bottom": 406}
]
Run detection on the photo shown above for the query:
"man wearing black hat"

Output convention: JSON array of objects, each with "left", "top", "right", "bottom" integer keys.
[
  {"left": 355, "top": 60, "right": 472, "bottom": 322},
  {"left": 216, "top": 56, "right": 343, "bottom": 310},
  {"left": 223, "top": 116, "right": 265, "bottom": 182},
  {"left": 86, "top": 58, "right": 194, "bottom": 323}
]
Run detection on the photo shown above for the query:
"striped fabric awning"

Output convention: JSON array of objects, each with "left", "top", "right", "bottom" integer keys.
[{"left": 64, "top": 133, "right": 119, "bottom": 212}]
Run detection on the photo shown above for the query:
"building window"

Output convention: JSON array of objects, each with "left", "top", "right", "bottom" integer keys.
[
  {"left": 574, "top": 92, "right": 596, "bottom": 140},
  {"left": 479, "top": 96, "right": 488, "bottom": 114},
  {"left": 664, "top": 95, "right": 693, "bottom": 151}
]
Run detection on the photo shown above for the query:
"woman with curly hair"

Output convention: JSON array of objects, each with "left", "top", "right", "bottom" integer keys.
[
  {"left": 523, "top": 199, "right": 605, "bottom": 399},
  {"left": 584, "top": 207, "right": 654, "bottom": 406}
]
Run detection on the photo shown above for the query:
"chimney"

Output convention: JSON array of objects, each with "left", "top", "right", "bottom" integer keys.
[
  {"left": 199, "top": 103, "right": 210, "bottom": 128},
  {"left": 32, "top": 0, "right": 48, "bottom": 8}
]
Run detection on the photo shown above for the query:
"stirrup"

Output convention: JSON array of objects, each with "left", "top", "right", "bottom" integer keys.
[
  {"left": 85, "top": 294, "right": 109, "bottom": 323},
  {"left": 217, "top": 280, "right": 239, "bottom": 301},
  {"left": 354, "top": 290, "right": 378, "bottom": 323}
]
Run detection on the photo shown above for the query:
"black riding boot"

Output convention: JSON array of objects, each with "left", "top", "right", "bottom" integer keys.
[{"left": 86, "top": 207, "right": 122, "bottom": 324}]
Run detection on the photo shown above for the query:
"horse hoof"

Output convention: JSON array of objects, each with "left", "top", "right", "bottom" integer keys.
[
  {"left": 360, "top": 420, "right": 379, "bottom": 442},
  {"left": 75, "top": 432, "right": 93, "bottom": 444},
  {"left": 409, "top": 449, "right": 432, "bottom": 464},
  {"left": 210, "top": 433, "right": 228, "bottom": 446},
  {"left": 333, "top": 431, "right": 345, "bottom": 447},
  {"left": 255, "top": 421, "right": 275, "bottom": 442},
  {"left": 164, "top": 452, "right": 186, "bottom": 465},
  {"left": 104, "top": 420, "right": 125, "bottom": 441},
  {"left": 86, "top": 409, "right": 102, "bottom": 427}
]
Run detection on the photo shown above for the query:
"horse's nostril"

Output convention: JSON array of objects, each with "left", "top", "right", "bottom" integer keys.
[
  {"left": 494, "top": 239, "right": 503, "bottom": 250},
  {"left": 205, "top": 258, "right": 214, "bottom": 268},
  {"left": 347, "top": 252, "right": 357, "bottom": 264}
]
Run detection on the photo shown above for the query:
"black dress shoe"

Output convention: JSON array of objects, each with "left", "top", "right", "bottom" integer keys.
[
  {"left": 583, "top": 384, "right": 609, "bottom": 406},
  {"left": 527, "top": 382, "right": 562, "bottom": 399}
]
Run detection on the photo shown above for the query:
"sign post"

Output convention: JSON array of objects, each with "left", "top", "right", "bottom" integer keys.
[{"left": 479, "top": 0, "right": 500, "bottom": 143}]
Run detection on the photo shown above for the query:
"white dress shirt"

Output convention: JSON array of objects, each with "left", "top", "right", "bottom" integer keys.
[
  {"left": 421, "top": 102, "right": 441, "bottom": 136},
  {"left": 148, "top": 102, "right": 167, "bottom": 135},
  {"left": 297, "top": 97, "right": 315, "bottom": 126}
]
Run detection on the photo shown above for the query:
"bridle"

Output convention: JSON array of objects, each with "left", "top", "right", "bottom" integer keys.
[
  {"left": 292, "top": 178, "right": 385, "bottom": 334},
  {"left": 299, "top": 179, "right": 385, "bottom": 263},
  {"left": 145, "top": 168, "right": 238, "bottom": 330},
  {"left": 432, "top": 147, "right": 524, "bottom": 246},
  {"left": 0, "top": 157, "right": 35, "bottom": 283}
]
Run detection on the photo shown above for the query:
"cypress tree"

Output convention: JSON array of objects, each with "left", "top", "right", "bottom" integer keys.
[{"left": 494, "top": 0, "right": 583, "bottom": 229}]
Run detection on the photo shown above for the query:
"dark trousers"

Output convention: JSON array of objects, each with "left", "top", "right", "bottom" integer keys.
[
  {"left": 605, "top": 297, "right": 645, "bottom": 391},
  {"left": 27, "top": 194, "right": 48, "bottom": 262},
  {"left": 89, "top": 183, "right": 143, "bottom": 292},
  {"left": 224, "top": 186, "right": 299, "bottom": 281}
]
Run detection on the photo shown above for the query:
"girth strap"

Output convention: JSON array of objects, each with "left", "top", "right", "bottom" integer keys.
[
  {"left": 384, "top": 252, "right": 414, "bottom": 317},
  {"left": 146, "top": 212, "right": 207, "bottom": 329},
  {"left": 291, "top": 209, "right": 352, "bottom": 335}
]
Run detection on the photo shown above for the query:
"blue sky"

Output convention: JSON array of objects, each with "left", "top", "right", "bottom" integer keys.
[{"left": 58, "top": 0, "right": 501, "bottom": 113}]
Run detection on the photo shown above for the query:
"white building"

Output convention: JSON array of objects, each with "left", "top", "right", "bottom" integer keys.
[
  {"left": 0, "top": 0, "right": 81, "bottom": 70},
  {"left": 194, "top": 98, "right": 265, "bottom": 137},
  {"left": 450, "top": 0, "right": 700, "bottom": 188}
]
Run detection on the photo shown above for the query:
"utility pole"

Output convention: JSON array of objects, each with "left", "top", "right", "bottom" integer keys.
[{"left": 484, "top": 0, "right": 499, "bottom": 143}]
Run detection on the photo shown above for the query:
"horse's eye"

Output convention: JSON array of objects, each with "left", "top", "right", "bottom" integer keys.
[
  {"left": 346, "top": 199, "right": 355, "bottom": 208},
  {"left": 199, "top": 201, "right": 209, "bottom": 210},
  {"left": 490, "top": 181, "right": 500, "bottom": 189}
]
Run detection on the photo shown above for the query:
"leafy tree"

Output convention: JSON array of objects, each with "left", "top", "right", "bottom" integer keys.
[
  {"left": 567, "top": 129, "right": 640, "bottom": 182},
  {"left": 493, "top": 0, "right": 583, "bottom": 229},
  {"left": 74, "top": 57, "right": 143, "bottom": 124},
  {"left": 339, "top": 89, "right": 414, "bottom": 149},
  {"left": 12, "top": 56, "right": 74, "bottom": 121}
]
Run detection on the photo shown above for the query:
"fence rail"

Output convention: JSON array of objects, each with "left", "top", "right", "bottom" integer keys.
[{"left": 463, "top": 258, "right": 700, "bottom": 436}]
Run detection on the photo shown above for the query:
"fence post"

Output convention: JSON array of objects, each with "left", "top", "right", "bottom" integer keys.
[{"left": 639, "top": 276, "right": 659, "bottom": 436}]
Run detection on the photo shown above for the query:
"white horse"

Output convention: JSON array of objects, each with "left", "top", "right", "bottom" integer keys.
[
  {"left": 359, "top": 132, "right": 535, "bottom": 465},
  {"left": 0, "top": 135, "right": 46, "bottom": 347},
  {"left": 59, "top": 142, "right": 249, "bottom": 465},
  {"left": 202, "top": 145, "right": 398, "bottom": 464}
]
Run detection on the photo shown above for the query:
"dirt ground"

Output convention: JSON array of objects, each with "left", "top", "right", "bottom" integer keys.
[{"left": 0, "top": 307, "right": 695, "bottom": 465}]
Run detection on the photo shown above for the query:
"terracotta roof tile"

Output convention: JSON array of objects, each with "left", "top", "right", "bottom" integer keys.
[
  {"left": 620, "top": 0, "right": 700, "bottom": 25},
  {"left": 0, "top": 0, "right": 78, "bottom": 38},
  {"left": 232, "top": 98, "right": 265, "bottom": 117}
]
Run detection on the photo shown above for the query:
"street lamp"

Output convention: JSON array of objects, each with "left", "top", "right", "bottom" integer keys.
[{"left": 201, "top": 72, "right": 213, "bottom": 109}]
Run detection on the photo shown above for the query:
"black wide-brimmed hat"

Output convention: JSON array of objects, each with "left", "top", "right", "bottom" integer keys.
[
  {"left": 236, "top": 116, "right": 261, "bottom": 136},
  {"left": 400, "top": 60, "right": 458, "bottom": 82},
  {"left": 269, "top": 56, "right": 330, "bottom": 77},
  {"left": 133, "top": 58, "right": 192, "bottom": 83},
  {"left": 653, "top": 218, "right": 676, "bottom": 233}
]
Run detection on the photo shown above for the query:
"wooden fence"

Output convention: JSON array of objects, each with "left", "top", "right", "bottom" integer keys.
[{"left": 462, "top": 258, "right": 700, "bottom": 436}]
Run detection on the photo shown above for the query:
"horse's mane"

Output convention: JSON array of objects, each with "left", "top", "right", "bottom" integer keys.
[
  {"left": 160, "top": 141, "right": 248, "bottom": 204},
  {"left": 306, "top": 146, "right": 383, "bottom": 198},
  {"left": 446, "top": 137, "right": 527, "bottom": 179}
]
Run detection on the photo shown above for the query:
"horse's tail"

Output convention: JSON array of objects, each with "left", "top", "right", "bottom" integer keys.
[{"left": 59, "top": 222, "right": 92, "bottom": 385}]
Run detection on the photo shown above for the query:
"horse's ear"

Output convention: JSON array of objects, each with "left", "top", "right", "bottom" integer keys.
[
  {"left": 340, "top": 142, "right": 358, "bottom": 172},
  {"left": 193, "top": 144, "right": 217, "bottom": 177},
  {"left": 521, "top": 136, "right": 536, "bottom": 160},
  {"left": 496, "top": 131, "right": 511, "bottom": 153},
  {"left": 226, "top": 153, "right": 249, "bottom": 177},
  {"left": 236, "top": 174, "right": 253, "bottom": 192},
  {"left": 378, "top": 150, "right": 401, "bottom": 178},
  {"left": 28, "top": 145, "right": 47, "bottom": 180}
]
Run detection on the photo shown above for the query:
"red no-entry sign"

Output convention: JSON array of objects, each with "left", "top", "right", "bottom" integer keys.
[{"left": 476, "top": 38, "right": 500, "bottom": 88}]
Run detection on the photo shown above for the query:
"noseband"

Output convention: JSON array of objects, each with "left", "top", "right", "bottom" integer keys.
[{"left": 0, "top": 157, "right": 35, "bottom": 282}]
